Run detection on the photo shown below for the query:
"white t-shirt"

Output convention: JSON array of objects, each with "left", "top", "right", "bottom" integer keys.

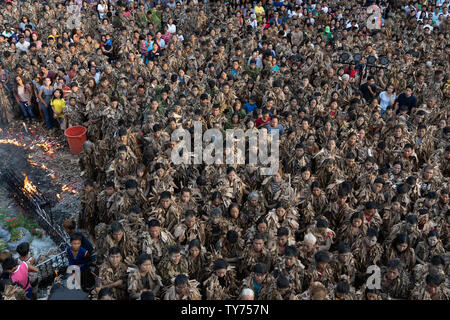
[
  {"left": 379, "top": 91, "right": 396, "bottom": 111},
  {"left": 158, "top": 38, "right": 166, "bottom": 49},
  {"left": 16, "top": 41, "right": 30, "bottom": 52},
  {"left": 167, "top": 23, "right": 176, "bottom": 34},
  {"left": 97, "top": 3, "right": 107, "bottom": 13}
]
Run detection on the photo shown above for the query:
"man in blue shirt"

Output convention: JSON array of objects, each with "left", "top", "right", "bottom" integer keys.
[
  {"left": 264, "top": 115, "right": 284, "bottom": 135},
  {"left": 244, "top": 96, "right": 258, "bottom": 114},
  {"left": 269, "top": 12, "right": 282, "bottom": 26},
  {"left": 63, "top": 218, "right": 95, "bottom": 263}
]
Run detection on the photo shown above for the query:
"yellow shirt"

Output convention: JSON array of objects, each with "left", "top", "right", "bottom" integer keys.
[
  {"left": 51, "top": 98, "right": 65, "bottom": 118},
  {"left": 254, "top": 6, "right": 265, "bottom": 22}
]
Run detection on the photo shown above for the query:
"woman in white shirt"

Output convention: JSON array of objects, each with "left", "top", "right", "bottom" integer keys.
[
  {"left": 167, "top": 18, "right": 176, "bottom": 34},
  {"left": 379, "top": 84, "right": 396, "bottom": 114},
  {"left": 97, "top": 0, "right": 108, "bottom": 21}
]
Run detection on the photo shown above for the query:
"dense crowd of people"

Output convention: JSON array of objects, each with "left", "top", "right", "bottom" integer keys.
[{"left": 0, "top": 0, "right": 449, "bottom": 300}]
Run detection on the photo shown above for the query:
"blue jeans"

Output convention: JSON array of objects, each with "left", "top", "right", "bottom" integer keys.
[
  {"left": 26, "top": 287, "right": 33, "bottom": 300},
  {"left": 19, "top": 102, "right": 35, "bottom": 120},
  {"left": 40, "top": 102, "right": 54, "bottom": 129}
]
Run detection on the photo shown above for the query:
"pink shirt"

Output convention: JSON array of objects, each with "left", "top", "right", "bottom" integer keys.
[{"left": 11, "top": 261, "right": 31, "bottom": 290}]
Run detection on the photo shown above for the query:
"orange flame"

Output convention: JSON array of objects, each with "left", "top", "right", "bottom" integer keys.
[
  {"left": 22, "top": 174, "right": 38, "bottom": 195},
  {"left": 37, "top": 141, "right": 52, "bottom": 152},
  {"left": 61, "top": 184, "right": 77, "bottom": 194},
  {"left": 27, "top": 159, "right": 39, "bottom": 167},
  {"left": 0, "top": 139, "right": 22, "bottom": 147}
]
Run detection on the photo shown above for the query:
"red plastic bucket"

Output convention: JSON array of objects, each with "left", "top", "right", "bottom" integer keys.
[{"left": 64, "top": 126, "right": 87, "bottom": 155}]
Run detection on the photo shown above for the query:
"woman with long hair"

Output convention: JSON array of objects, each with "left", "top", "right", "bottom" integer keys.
[
  {"left": 37, "top": 77, "right": 55, "bottom": 129},
  {"left": 14, "top": 75, "right": 35, "bottom": 122}
]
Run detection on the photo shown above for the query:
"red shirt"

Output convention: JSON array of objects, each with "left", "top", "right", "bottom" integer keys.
[
  {"left": 256, "top": 116, "right": 271, "bottom": 128},
  {"left": 344, "top": 67, "right": 358, "bottom": 78}
]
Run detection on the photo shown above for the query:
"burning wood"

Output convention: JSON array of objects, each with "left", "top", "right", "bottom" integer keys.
[
  {"left": 61, "top": 184, "right": 77, "bottom": 194},
  {"left": 0, "top": 139, "right": 22, "bottom": 147},
  {"left": 20, "top": 173, "right": 48, "bottom": 207},
  {"left": 22, "top": 173, "right": 38, "bottom": 195}
]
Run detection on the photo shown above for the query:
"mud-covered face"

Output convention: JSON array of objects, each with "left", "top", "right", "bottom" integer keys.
[
  {"left": 189, "top": 247, "right": 199, "bottom": 258},
  {"left": 367, "top": 292, "right": 378, "bottom": 300},
  {"left": 215, "top": 268, "right": 227, "bottom": 278},
  {"left": 253, "top": 239, "right": 264, "bottom": 252},
  {"left": 396, "top": 242, "right": 408, "bottom": 252},
  {"left": 254, "top": 273, "right": 265, "bottom": 284},
  {"left": 160, "top": 198, "right": 170, "bottom": 209},
  {"left": 339, "top": 253, "right": 351, "bottom": 264},
  {"left": 403, "top": 147, "right": 413, "bottom": 158},
  {"left": 406, "top": 222, "right": 416, "bottom": 233},
  {"left": 257, "top": 222, "right": 267, "bottom": 234},
  {"left": 106, "top": 186, "right": 114, "bottom": 195},
  {"left": 428, "top": 236, "right": 438, "bottom": 247},
  {"left": 392, "top": 202, "right": 400, "bottom": 211},
  {"left": 227, "top": 170, "right": 236, "bottom": 181},
  {"left": 296, "top": 148, "right": 304, "bottom": 157},
  {"left": 276, "top": 207, "right": 286, "bottom": 218},
  {"left": 348, "top": 135, "right": 357, "bottom": 145},
  {"left": 285, "top": 256, "right": 295, "bottom": 267},
  {"left": 366, "top": 236, "right": 377, "bottom": 247},
  {"left": 149, "top": 226, "right": 160, "bottom": 239},
  {"left": 109, "top": 253, "right": 122, "bottom": 267},
  {"left": 312, "top": 187, "right": 321, "bottom": 197},
  {"left": 171, "top": 252, "right": 181, "bottom": 264},
  {"left": 278, "top": 235, "right": 288, "bottom": 246},
  {"left": 352, "top": 218, "right": 363, "bottom": 228},
  {"left": 301, "top": 170, "right": 311, "bottom": 180},
  {"left": 185, "top": 215, "right": 195, "bottom": 228},
  {"left": 230, "top": 207, "right": 239, "bottom": 219},
  {"left": 126, "top": 187, "right": 137, "bottom": 196},
  {"left": 386, "top": 267, "right": 399, "bottom": 280},
  {"left": 119, "top": 151, "right": 127, "bottom": 160},
  {"left": 181, "top": 192, "right": 190, "bottom": 203},
  {"left": 424, "top": 168, "right": 434, "bottom": 180},
  {"left": 112, "top": 231, "right": 123, "bottom": 242},
  {"left": 273, "top": 173, "right": 282, "bottom": 184},
  {"left": 426, "top": 284, "right": 439, "bottom": 296}
]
